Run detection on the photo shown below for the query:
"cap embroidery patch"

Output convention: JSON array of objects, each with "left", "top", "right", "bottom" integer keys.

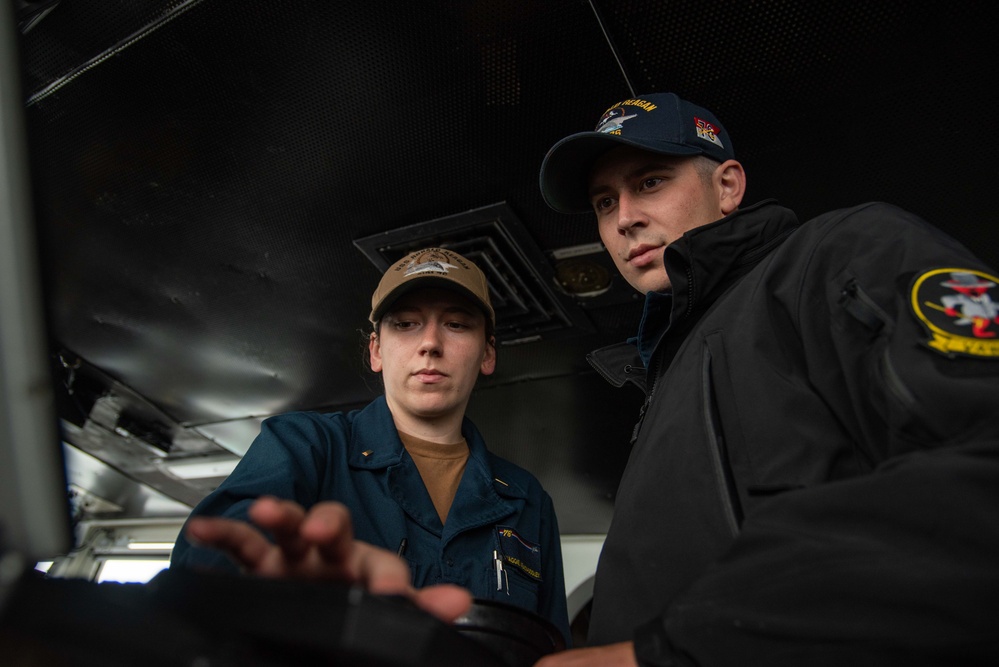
[
  {"left": 910, "top": 268, "right": 999, "bottom": 358},
  {"left": 495, "top": 526, "right": 542, "bottom": 581},
  {"left": 694, "top": 117, "right": 724, "bottom": 149},
  {"left": 402, "top": 249, "right": 459, "bottom": 277},
  {"left": 594, "top": 98, "right": 659, "bottom": 135},
  {"left": 595, "top": 107, "right": 637, "bottom": 135}
]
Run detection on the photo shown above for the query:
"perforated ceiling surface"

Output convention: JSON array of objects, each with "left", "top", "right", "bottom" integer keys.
[{"left": 14, "top": 0, "right": 998, "bottom": 528}]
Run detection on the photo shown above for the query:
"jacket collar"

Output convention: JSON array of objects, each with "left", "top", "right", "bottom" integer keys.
[
  {"left": 347, "top": 396, "right": 520, "bottom": 538},
  {"left": 637, "top": 200, "right": 798, "bottom": 360},
  {"left": 346, "top": 396, "right": 407, "bottom": 468},
  {"left": 347, "top": 397, "right": 512, "bottom": 483},
  {"left": 664, "top": 199, "right": 799, "bottom": 322}
]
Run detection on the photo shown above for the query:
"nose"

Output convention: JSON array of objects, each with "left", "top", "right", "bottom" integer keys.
[
  {"left": 418, "top": 320, "right": 444, "bottom": 356},
  {"left": 615, "top": 192, "right": 645, "bottom": 235}
]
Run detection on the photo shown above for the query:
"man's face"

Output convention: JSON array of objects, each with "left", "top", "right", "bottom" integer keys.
[
  {"left": 587, "top": 146, "right": 727, "bottom": 294},
  {"left": 369, "top": 287, "right": 495, "bottom": 429}
]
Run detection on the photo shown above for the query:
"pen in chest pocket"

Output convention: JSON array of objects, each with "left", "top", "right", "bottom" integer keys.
[{"left": 493, "top": 550, "right": 509, "bottom": 595}]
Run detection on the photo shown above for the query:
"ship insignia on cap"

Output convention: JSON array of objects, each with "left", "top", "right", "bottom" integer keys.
[{"left": 401, "top": 249, "right": 461, "bottom": 276}]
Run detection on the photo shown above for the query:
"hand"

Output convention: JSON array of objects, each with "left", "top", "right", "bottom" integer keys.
[
  {"left": 184, "top": 496, "right": 472, "bottom": 622},
  {"left": 534, "top": 641, "right": 637, "bottom": 667}
]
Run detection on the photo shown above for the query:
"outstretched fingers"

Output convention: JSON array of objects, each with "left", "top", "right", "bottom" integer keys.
[
  {"left": 185, "top": 500, "right": 473, "bottom": 624},
  {"left": 300, "top": 501, "right": 414, "bottom": 589},
  {"left": 410, "top": 584, "right": 473, "bottom": 623},
  {"left": 247, "top": 496, "right": 311, "bottom": 560},
  {"left": 297, "top": 500, "right": 356, "bottom": 567},
  {"left": 298, "top": 503, "right": 472, "bottom": 620},
  {"left": 184, "top": 515, "right": 275, "bottom": 572}
]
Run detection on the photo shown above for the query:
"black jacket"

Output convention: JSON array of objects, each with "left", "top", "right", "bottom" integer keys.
[{"left": 586, "top": 200, "right": 999, "bottom": 665}]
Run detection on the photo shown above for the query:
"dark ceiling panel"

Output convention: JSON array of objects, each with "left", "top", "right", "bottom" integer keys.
[
  {"left": 15, "top": 0, "right": 998, "bottom": 529},
  {"left": 24, "top": 0, "right": 632, "bottom": 429}
]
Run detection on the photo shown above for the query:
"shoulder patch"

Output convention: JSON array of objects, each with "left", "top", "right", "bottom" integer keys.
[{"left": 910, "top": 268, "right": 999, "bottom": 358}]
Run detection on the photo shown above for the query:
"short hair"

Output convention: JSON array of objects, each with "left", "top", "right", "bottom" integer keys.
[{"left": 691, "top": 155, "right": 722, "bottom": 184}]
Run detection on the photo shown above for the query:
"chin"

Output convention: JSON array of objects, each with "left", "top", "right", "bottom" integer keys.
[
  {"left": 410, "top": 401, "right": 458, "bottom": 418},
  {"left": 631, "top": 275, "right": 671, "bottom": 295}
]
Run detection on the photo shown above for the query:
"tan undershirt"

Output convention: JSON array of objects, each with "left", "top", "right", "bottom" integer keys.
[{"left": 398, "top": 431, "right": 469, "bottom": 524}]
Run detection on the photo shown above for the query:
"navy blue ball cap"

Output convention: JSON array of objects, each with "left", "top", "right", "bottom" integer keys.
[{"left": 539, "top": 93, "right": 735, "bottom": 214}]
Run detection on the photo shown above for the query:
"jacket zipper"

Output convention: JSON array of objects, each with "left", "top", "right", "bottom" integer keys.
[
  {"left": 631, "top": 262, "right": 694, "bottom": 444},
  {"left": 630, "top": 352, "right": 665, "bottom": 444},
  {"left": 839, "top": 278, "right": 918, "bottom": 411}
]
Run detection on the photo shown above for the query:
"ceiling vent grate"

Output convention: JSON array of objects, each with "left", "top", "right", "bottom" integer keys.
[{"left": 354, "top": 203, "right": 593, "bottom": 345}]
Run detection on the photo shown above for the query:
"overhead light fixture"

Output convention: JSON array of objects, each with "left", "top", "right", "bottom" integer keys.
[
  {"left": 550, "top": 243, "right": 640, "bottom": 308},
  {"left": 554, "top": 257, "right": 612, "bottom": 297},
  {"left": 126, "top": 542, "right": 175, "bottom": 551}
]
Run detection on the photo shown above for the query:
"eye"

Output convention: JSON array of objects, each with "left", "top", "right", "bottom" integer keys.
[
  {"left": 592, "top": 195, "right": 615, "bottom": 213},
  {"left": 392, "top": 320, "right": 417, "bottom": 330},
  {"left": 445, "top": 320, "right": 472, "bottom": 331},
  {"left": 639, "top": 176, "right": 663, "bottom": 191}
]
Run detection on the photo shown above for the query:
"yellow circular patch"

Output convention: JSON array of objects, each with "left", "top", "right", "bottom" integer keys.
[{"left": 910, "top": 268, "right": 999, "bottom": 358}]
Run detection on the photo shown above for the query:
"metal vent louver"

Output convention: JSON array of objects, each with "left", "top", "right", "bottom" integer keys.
[{"left": 354, "top": 203, "right": 593, "bottom": 345}]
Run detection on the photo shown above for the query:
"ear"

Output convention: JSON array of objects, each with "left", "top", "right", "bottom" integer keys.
[
  {"left": 369, "top": 332, "right": 383, "bottom": 372},
  {"left": 480, "top": 336, "right": 497, "bottom": 376},
  {"left": 714, "top": 159, "right": 746, "bottom": 215}
]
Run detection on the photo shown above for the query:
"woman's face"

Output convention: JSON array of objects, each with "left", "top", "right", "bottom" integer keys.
[{"left": 369, "top": 288, "right": 495, "bottom": 430}]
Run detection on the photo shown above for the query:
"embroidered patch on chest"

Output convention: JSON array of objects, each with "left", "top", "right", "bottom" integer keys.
[
  {"left": 910, "top": 268, "right": 999, "bottom": 358},
  {"left": 495, "top": 526, "right": 542, "bottom": 581}
]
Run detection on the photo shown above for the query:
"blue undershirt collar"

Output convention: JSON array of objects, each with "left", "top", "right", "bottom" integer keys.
[{"left": 633, "top": 289, "right": 673, "bottom": 368}]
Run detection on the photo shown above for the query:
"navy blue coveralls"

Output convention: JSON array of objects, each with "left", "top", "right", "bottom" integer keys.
[{"left": 171, "top": 396, "right": 570, "bottom": 644}]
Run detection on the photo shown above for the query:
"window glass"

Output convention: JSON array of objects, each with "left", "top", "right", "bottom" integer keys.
[{"left": 97, "top": 559, "right": 170, "bottom": 583}]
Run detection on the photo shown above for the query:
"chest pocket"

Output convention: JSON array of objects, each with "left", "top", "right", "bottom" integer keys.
[
  {"left": 404, "top": 557, "right": 438, "bottom": 589},
  {"left": 488, "top": 525, "right": 541, "bottom": 610}
]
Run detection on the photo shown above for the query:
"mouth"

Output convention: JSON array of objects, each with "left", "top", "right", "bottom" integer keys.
[
  {"left": 627, "top": 244, "right": 664, "bottom": 268},
  {"left": 413, "top": 368, "right": 447, "bottom": 383}
]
